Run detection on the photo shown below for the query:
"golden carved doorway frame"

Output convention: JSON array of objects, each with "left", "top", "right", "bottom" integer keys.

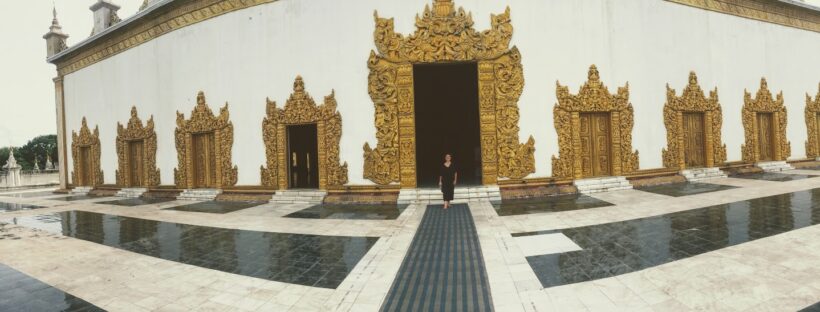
[
  {"left": 804, "top": 84, "right": 820, "bottom": 159},
  {"left": 174, "top": 91, "right": 238, "bottom": 189},
  {"left": 260, "top": 77, "right": 349, "bottom": 190},
  {"left": 71, "top": 117, "right": 104, "bottom": 186},
  {"left": 116, "top": 106, "right": 160, "bottom": 187},
  {"left": 662, "top": 72, "right": 727, "bottom": 170},
  {"left": 551, "top": 65, "right": 640, "bottom": 179},
  {"left": 741, "top": 78, "right": 791, "bottom": 162},
  {"left": 362, "top": 0, "right": 535, "bottom": 187}
]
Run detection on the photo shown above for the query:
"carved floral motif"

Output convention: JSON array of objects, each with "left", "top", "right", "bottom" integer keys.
[
  {"left": 805, "top": 84, "right": 820, "bottom": 159},
  {"left": 740, "top": 78, "right": 791, "bottom": 162},
  {"left": 115, "top": 106, "right": 160, "bottom": 187},
  {"left": 71, "top": 117, "right": 104, "bottom": 186}
]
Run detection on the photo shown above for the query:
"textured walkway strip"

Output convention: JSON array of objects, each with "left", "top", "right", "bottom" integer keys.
[
  {"left": 381, "top": 204, "right": 493, "bottom": 312},
  {"left": 0, "top": 262, "right": 103, "bottom": 311}
]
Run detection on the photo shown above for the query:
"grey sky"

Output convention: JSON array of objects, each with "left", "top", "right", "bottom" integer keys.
[{"left": 1, "top": 0, "right": 819, "bottom": 147}]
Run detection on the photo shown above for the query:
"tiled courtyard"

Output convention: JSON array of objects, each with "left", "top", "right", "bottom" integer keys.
[{"left": 2, "top": 172, "right": 820, "bottom": 311}]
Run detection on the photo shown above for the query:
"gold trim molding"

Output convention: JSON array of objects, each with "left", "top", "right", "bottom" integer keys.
[
  {"left": 551, "top": 65, "right": 640, "bottom": 179},
  {"left": 662, "top": 72, "right": 727, "bottom": 170},
  {"left": 261, "top": 76, "right": 349, "bottom": 190},
  {"left": 71, "top": 117, "right": 104, "bottom": 186},
  {"left": 665, "top": 0, "right": 820, "bottom": 33},
  {"left": 741, "top": 78, "right": 791, "bottom": 162},
  {"left": 116, "top": 106, "right": 160, "bottom": 187},
  {"left": 52, "top": 0, "right": 279, "bottom": 76},
  {"left": 363, "top": 0, "right": 535, "bottom": 187},
  {"left": 805, "top": 83, "right": 820, "bottom": 158},
  {"left": 174, "top": 91, "right": 238, "bottom": 188}
]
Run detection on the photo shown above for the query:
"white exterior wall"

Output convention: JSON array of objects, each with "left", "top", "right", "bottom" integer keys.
[{"left": 62, "top": 0, "right": 820, "bottom": 185}]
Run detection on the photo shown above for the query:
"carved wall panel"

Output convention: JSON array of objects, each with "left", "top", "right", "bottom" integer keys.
[
  {"left": 115, "top": 106, "right": 160, "bottom": 187},
  {"left": 805, "top": 84, "right": 820, "bottom": 158},
  {"left": 551, "top": 65, "right": 640, "bottom": 179},
  {"left": 741, "top": 78, "right": 791, "bottom": 162},
  {"left": 71, "top": 117, "right": 104, "bottom": 186},
  {"left": 174, "top": 91, "right": 238, "bottom": 188},
  {"left": 363, "top": 0, "right": 535, "bottom": 187},
  {"left": 260, "top": 76, "right": 348, "bottom": 189},
  {"left": 662, "top": 72, "right": 727, "bottom": 170}
]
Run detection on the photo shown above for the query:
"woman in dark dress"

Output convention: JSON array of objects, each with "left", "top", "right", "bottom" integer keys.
[{"left": 438, "top": 154, "right": 457, "bottom": 209}]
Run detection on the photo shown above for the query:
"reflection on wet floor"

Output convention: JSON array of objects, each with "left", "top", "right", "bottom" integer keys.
[
  {"left": 637, "top": 182, "right": 737, "bottom": 197},
  {"left": 0, "top": 191, "right": 61, "bottom": 198},
  {"left": 0, "top": 262, "right": 102, "bottom": 311},
  {"left": 285, "top": 203, "right": 408, "bottom": 220},
  {"left": 801, "top": 301, "right": 820, "bottom": 311},
  {"left": 98, "top": 197, "right": 175, "bottom": 207},
  {"left": 733, "top": 172, "right": 818, "bottom": 182},
  {"left": 491, "top": 194, "right": 613, "bottom": 216},
  {"left": 49, "top": 195, "right": 106, "bottom": 202},
  {"left": 13, "top": 211, "right": 378, "bottom": 288},
  {"left": 521, "top": 189, "right": 820, "bottom": 288},
  {"left": 164, "top": 201, "right": 266, "bottom": 214},
  {"left": 0, "top": 202, "right": 45, "bottom": 213}
]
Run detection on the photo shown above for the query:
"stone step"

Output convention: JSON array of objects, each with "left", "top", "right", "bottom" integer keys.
[
  {"left": 71, "top": 186, "right": 94, "bottom": 195},
  {"left": 397, "top": 186, "right": 501, "bottom": 204},
  {"left": 177, "top": 189, "right": 222, "bottom": 201},
  {"left": 270, "top": 190, "right": 326, "bottom": 204},
  {"left": 681, "top": 167, "right": 727, "bottom": 182},
  {"left": 755, "top": 161, "right": 794, "bottom": 172},
  {"left": 574, "top": 176, "right": 632, "bottom": 194},
  {"left": 115, "top": 188, "right": 147, "bottom": 198}
]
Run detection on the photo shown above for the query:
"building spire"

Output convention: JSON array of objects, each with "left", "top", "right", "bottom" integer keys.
[{"left": 44, "top": 4, "right": 69, "bottom": 58}]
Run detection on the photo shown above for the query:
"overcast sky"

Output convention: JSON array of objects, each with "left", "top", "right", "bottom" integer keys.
[{"left": 1, "top": 0, "right": 819, "bottom": 147}]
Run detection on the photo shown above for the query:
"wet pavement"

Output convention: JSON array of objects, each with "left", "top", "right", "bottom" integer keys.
[
  {"left": 164, "top": 201, "right": 266, "bottom": 214},
  {"left": 0, "top": 262, "right": 102, "bottom": 311},
  {"left": 285, "top": 203, "right": 408, "bottom": 220},
  {"left": 49, "top": 195, "right": 106, "bottom": 202},
  {"left": 13, "top": 211, "right": 378, "bottom": 289},
  {"left": 0, "top": 202, "right": 45, "bottom": 213},
  {"left": 637, "top": 182, "right": 737, "bottom": 197},
  {"left": 732, "top": 172, "right": 819, "bottom": 182},
  {"left": 97, "top": 197, "right": 175, "bottom": 207},
  {"left": 521, "top": 189, "right": 820, "bottom": 288},
  {"left": 0, "top": 191, "right": 61, "bottom": 198},
  {"left": 491, "top": 194, "right": 612, "bottom": 216}
]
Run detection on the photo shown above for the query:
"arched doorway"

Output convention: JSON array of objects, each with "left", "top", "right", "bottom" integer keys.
[
  {"left": 71, "top": 117, "right": 103, "bottom": 186},
  {"left": 741, "top": 78, "right": 790, "bottom": 163},
  {"left": 116, "top": 106, "right": 160, "bottom": 187}
]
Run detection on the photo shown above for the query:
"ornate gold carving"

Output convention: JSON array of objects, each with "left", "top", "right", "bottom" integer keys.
[
  {"left": 364, "top": 0, "right": 535, "bottom": 186},
  {"left": 662, "top": 72, "right": 727, "bottom": 170},
  {"left": 665, "top": 0, "right": 820, "bottom": 33},
  {"left": 174, "top": 91, "right": 238, "bottom": 188},
  {"left": 71, "top": 117, "right": 103, "bottom": 186},
  {"left": 115, "top": 106, "right": 160, "bottom": 187},
  {"left": 805, "top": 84, "right": 820, "bottom": 158},
  {"left": 260, "top": 76, "right": 348, "bottom": 189},
  {"left": 551, "top": 65, "right": 639, "bottom": 179},
  {"left": 741, "top": 78, "right": 791, "bottom": 162},
  {"left": 51, "top": 0, "right": 280, "bottom": 76}
]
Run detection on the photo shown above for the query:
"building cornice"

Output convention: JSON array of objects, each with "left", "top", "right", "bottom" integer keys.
[{"left": 666, "top": 0, "right": 820, "bottom": 33}]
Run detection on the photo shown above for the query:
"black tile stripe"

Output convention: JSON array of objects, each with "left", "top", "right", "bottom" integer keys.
[
  {"left": 381, "top": 204, "right": 493, "bottom": 312},
  {"left": 0, "top": 263, "right": 104, "bottom": 311}
]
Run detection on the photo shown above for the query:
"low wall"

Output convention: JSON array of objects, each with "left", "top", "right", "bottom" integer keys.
[{"left": 0, "top": 171, "right": 60, "bottom": 189}]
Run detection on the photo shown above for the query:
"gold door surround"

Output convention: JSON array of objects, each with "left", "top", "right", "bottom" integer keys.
[
  {"left": 741, "top": 78, "right": 791, "bottom": 162},
  {"left": 362, "top": 0, "right": 536, "bottom": 187},
  {"left": 174, "top": 91, "right": 238, "bottom": 189},
  {"left": 662, "top": 72, "right": 727, "bottom": 170},
  {"left": 115, "top": 106, "right": 160, "bottom": 187},
  {"left": 260, "top": 76, "right": 349, "bottom": 190},
  {"left": 71, "top": 117, "right": 104, "bottom": 186},
  {"left": 804, "top": 84, "right": 820, "bottom": 158},
  {"left": 552, "top": 65, "right": 640, "bottom": 179}
]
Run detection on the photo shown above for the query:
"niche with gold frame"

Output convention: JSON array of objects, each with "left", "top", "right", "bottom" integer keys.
[
  {"left": 662, "top": 72, "right": 727, "bottom": 170},
  {"left": 741, "top": 78, "right": 790, "bottom": 163},
  {"left": 71, "top": 117, "right": 104, "bottom": 186},
  {"left": 260, "top": 76, "right": 348, "bottom": 190},
  {"left": 174, "top": 91, "right": 238, "bottom": 189},
  {"left": 804, "top": 84, "right": 820, "bottom": 159},
  {"left": 552, "top": 65, "right": 639, "bottom": 179},
  {"left": 362, "top": 0, "right": 535, "bottom": 187},
  {"left": 115, "top": 106, "right": 160, "bottom": 187}
]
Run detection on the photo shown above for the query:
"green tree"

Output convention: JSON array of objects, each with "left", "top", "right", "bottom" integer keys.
[{"left": 18, "top": 135, "right": 58, "bottom": 171}]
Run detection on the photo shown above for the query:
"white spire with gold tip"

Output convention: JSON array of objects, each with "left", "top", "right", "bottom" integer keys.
[{"left": 43, "top": 5, "right": 69, "bottom": 58}]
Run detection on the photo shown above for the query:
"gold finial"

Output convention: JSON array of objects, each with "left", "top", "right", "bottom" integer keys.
[
  {"left": 130, "top": 106, "right": 138, "bottom": 117},
  {"left": 588, "top": 65, "right": 600, "bottom": 81},
  {"left": 688, "top": 71, "right": 698, "bottom": 86},
  {"left": 433, "top": 0, "right": 454, "bottom": 17},
  {"left": 196, "top": 91, "right": 206, "bottom": 105},
  {"left": 293, "top": 76, "right": 305, "bottom": 92}
]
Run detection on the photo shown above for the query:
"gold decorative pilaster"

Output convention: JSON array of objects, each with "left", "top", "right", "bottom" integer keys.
[
  {"left": 115, "top": 107, "right": 160, "bottom": 187},
  {"left": 805, "top": 84, "right": 820, "bottom": 158},
  {"left": 740, "top": 78, "right": 791, "bottom": 162},
  {"left": 71, "top": 117, "right": 104, "bottom": 186}
]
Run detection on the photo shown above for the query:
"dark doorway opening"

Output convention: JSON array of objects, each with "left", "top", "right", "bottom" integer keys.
[
  {"left": 413, "top": 63, "right": 482, "bottom": 187},
  {"left": 287, "top": 124, "right": 319, "bottom": 189}
]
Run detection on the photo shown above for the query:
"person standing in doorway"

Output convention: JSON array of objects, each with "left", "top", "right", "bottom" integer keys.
[{"left": 439, "top": 153, "right": 457, "bottom": 209}]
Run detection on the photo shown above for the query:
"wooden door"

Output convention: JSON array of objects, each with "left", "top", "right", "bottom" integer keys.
[
  {"left": 79, "top": 146, "right": 92, "bottom": 186},
  {"left": 192, "top": 132, "right": 217, "bottom": 188},
  {"left": 683, "top": 112, "right": 706, "bottom": 168},
  {"left": 128, "top": 140, "right": 144, "bottom": 186},
  {"left": 757, "top": 113, "right": 774, "bottom": 161},
  {"left": 579, "top": 113, "right": 611, "bottom": 177}
]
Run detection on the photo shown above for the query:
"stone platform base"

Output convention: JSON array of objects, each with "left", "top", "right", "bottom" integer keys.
[
  {"left": 70, "top": 186, "right": 94, "bottom": 195},
  {"left": 177, "top": 189, "right": 222, "bottom": 201},
  {"left": 681, "top": 167, "right": 727, "bottom": 182},
  {"left": 115, "top": 188, "right": 147, "bottom": 198},
  {"left": 756, "top": 161, "right": 794, "bottom": 172},
  {"left": 574, "top": 176, "right": 632, "bottom": 194},
  {"left": 270, "top": 190, "right": 326, "bottom": 205},
  {"left": 397, "top": 186, "right": 502, "bottom": 204}
]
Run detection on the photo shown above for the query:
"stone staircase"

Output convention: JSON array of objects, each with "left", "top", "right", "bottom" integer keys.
[
  {"left": 176, "top": 189, "right": 222, "bottom": 201},
  {"left": 70, "top": 186, "right": 94, "bottom": 195},
  {"left": 270, "top": 190, "right": 326, "bottom": 205},
  {"left": 574, "top": 176, "right": 632, "bottom": 194},
  {"left": 397, "top": 186, "right": 502, "bottom": 204},
  {"left": 681, "top": 167, "right": 727, "bottom": 182},
  {"left": 115, "top": 188, "right": 147, "bottom": 198},
  {"left": 756, "top": 161, "right": 794, "bottom": 172}
]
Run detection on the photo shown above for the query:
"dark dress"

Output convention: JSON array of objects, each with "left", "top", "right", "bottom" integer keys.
[{"left": 440, "top": 163, "right": 457, "bottom": 201}]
